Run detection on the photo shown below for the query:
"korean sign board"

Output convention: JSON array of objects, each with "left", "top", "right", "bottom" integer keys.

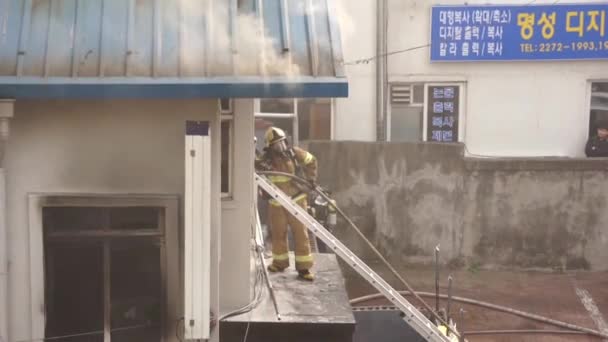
[
  {"left": 431, "top": 4, "right": 608, "bottom": 61},
  {"left": 427, "top": 86, "right": 459, "bottom": 143}
]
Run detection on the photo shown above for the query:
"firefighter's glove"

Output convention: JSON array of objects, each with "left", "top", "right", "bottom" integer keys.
[{"left": 307, "top": 179, "right": 317, "bottom": 189}]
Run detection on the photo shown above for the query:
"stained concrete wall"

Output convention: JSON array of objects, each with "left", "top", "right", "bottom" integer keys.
[{"left": 308, "top": 141, "right": 608, "bottom": 271}]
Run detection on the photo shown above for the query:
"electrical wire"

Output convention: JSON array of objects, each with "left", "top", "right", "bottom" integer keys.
[
  {"left": 350, "top": 291, "right": 608, "bottom": 340},
  {"left": 342, "top": 44, "right": 431, "bottom": 66},
  {"left": 242, "top": 313, "right": 252, "bottom": 342},
  {"left": 343, "top": 0, "right": 563, "bottom": 67},
  {"left": 257, "top": 171, "right": 461, "bottom": 339},
  {"left": 175, "top": 317, "right": 184, "bottom": 342},
  {"left": 216, "top": 212, "right": 268, "bottom": 342}
]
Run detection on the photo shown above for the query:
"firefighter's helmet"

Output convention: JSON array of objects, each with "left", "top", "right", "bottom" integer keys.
[{"left": 264, "top": 127, "right": 287, "bottom": 147}]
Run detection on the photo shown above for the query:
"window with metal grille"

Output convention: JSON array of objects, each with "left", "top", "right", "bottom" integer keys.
[{"left": 389, "top": 84, "right": 424, "bottom": 142}]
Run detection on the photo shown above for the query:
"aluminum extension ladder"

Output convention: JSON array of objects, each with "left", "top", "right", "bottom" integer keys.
[{"left": 255, "top": 173, "right": 452, "bottom": 342}]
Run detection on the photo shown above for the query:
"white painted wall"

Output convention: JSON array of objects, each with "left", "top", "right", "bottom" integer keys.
[
  {"left": 337, "top": 0, "right": 608, "bottom": 156},
  {"left": 5, "top": 99, "right": 253, "bottom": 342},
  {"left": 334, "top": 0, "right": 377, "bottom": 141},
  {"left": 221, "top": 99, "right": 254, "bottom": 311}
]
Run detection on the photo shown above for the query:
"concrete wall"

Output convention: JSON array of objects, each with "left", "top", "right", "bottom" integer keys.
[
  {"left": 309, "top": 141, "right": 608, "bottom": 271},
  {"left": 335, "top": 0, "right": 608, "bottom": 156},
  {"left": 5, "top": 99, "right": 253, "bottom": 342}
]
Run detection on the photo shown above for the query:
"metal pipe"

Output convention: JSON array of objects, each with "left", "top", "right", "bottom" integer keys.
[
  {"left": 458, "top": 308, "right": 465, "bottom": 342},
  {"left": 447, "top": 276, "right": 453, "bottom": 322},
  {"left": 381, "top": 0, "right": 389, "bottom": 141},
  {"left": 0, "top": 169, "right": 7, "bottom": 342},
  {"left": 254, "top": 113, "right": 296, "bottom": 119},
  {"left": 463, "top": 329, "right": 589, "bottom": 337},
  {"left": 434, "top": 245, "right": 440, "bottom": 316},
  {"left": 0, "top": 101, "right": 13, "bottom": 342},
  {"left": 254, "top": 200, "right": 281, "bottom": 321},
  {"left": 349, "top": 291, "right": 608, "bottom": 340},
  {"left": 375, "top": 0, "right": 385, "bottom": 141},
  {"left": 259, "top": 249, "right": 281, "bottom": 321}
]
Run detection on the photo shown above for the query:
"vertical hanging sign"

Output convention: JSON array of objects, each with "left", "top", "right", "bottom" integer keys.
[
  {"left": 427, "top": 86, "right": 460, "bottom": 143},
  {"left": 184, "top": 121, "right": 211, "bottom": 340}
]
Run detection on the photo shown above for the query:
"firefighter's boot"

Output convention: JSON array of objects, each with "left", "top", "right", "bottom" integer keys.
[{"left": 298, "top": 270, "right": 315, "bottom": 282}]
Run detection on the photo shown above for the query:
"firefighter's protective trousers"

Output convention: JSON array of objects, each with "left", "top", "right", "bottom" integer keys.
[
  {"left": 268, "top": 196, "right": 313, "bottom": 271},
  {"left": 263, "top": 147, "right": 317, "bottom": 271}
]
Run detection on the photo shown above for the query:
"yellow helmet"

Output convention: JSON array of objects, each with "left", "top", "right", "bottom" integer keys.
[{"left": 264, "top": 127, "right": 287, "bottom": 147}]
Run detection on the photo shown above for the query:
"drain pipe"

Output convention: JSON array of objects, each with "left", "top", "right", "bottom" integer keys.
[
  {"left": 375, "top": 0, "right": 387, "bottom": 141},
  {"left": 0, "top": 100, "right": 13, "bottom": 342}
]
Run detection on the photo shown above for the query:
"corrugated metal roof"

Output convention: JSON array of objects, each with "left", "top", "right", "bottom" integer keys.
[{"left": 0, "top": 0, "right": 347, "bottom": 98}]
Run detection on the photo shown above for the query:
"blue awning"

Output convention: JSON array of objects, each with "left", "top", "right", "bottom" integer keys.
[{"left": 0, "top": 0, "right": 347, "bottom": 99}]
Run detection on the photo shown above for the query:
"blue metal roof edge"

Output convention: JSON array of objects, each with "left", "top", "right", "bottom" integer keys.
[{"left": 0, "top": 77, "right": 348, "bottom": 99}]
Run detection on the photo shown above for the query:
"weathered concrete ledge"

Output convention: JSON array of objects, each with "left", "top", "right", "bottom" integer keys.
[{"left": 465, "top": 156, "right": 608, "bottom": 171}]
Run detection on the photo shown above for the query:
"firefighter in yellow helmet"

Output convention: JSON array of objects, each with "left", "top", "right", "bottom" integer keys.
[{"left": 257, "top": 127, "right": 317, "bottom": 281}]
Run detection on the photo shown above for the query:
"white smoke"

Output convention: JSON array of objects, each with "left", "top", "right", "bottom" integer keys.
[{"left": 179, "top": 0, "right": 302, "bottom": 77}]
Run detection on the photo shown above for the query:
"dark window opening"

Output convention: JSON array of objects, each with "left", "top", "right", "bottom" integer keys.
[
  {"left": 219, "top": 98, "right": 232, "bottom": 113},
  {"left": 110, "top": 207, "right": 162, "bottom": 231},
  {"left": 221, "top": 120, "right": 232, "bottom": 194},
  {"left": 43, "top": 207, "right": 106, "bottom": 232},
  {"left": 45, "top": 242, "right": 104, "bottom": 342},
  {"left": 43, "top": 207, "right": 162, "bottom": 234},
  {"left": 260, "top": 98, "right": 294, "bottom": 113},
  {"left": 298, "top": 98, "right": 331, "bottom": 141},
  {"left": 43, "top": 206, "right": 164, "bottom": 342},
  {"left": 590, "top": 82, "right": 608, "bottom": 137},
  {"left": 110, "top": 241, "right": 161, "bottom": 342}
]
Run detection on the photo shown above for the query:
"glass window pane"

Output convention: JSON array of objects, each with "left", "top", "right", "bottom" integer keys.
[
  {"left": 111, "top": 241, "right": 161, "bottom": 342},
  {"left": 45, "top": 242, "right": 104, "bottom": 342},
  {"left": 391, "top": 106, "right": 423, "bottom": 142},
  {"left": 298, "top": 99, "right": 331, "bottom": 141},
  {"left": 237, "top": 0, "right": 255, "bottom": 13},
  {"left": 219, "top": 98, "right": 231, "bottom": 112},
  {"left": 413, "top": 84, "right": 425, "bottom": 104},
  {"left": 109, "top": 207, "right": 161, "bottom": 231},
  {"left": 260, "top": 98, "right": 295, "bottom": 113},
  {"left": 255, "top": 117, "right": 294, "bottom": 151},
  {"left": 43, "top": 207, "right": 106, "bottom": 232},
  {"left": 221, "top": 120, "right": 231, "bottom": 194},
  {"left": 591, "top": 83, "right": 608, "bottom": 135}
]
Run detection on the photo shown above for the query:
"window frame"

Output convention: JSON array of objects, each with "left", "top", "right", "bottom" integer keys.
[
  {"left": 221, "top": 114, "right": 234, "bottom": 199},
  {"left": 254, "top": 98, "right": 334, "bottom": 145},
  {"left": 28, "top": 194, "right": 180, "bottom": 342},
  {"left": 387, "top": 83, "right": 425, "bottom": 142},
  {"left": 219, "top": 98, "right": 232, "bottom": 114},
  {"left": 388, "top": 82, "right": 466, "bottom": 143},
  {"left": 589, "top": 80, "right": 608, "bottom": 138}
]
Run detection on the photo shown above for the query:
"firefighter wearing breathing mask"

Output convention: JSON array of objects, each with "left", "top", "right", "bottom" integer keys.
[{"left": 258, "top": 126, "right": 317, "bottom": 281}]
